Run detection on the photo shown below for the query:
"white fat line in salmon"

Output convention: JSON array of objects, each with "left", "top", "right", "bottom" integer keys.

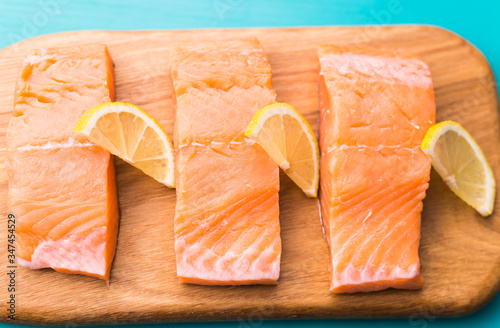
[
  {"left": 186, "top": 49, "right": 264, "bottom": 55},
  {"left": 322, "top": 144, "right": 422, "bottom": 155},
  {"left": 319, "top": 53, "right": 426, "bottom": 67},
  {"left": 177, "top": 138, "right": 256, "bottom": 149},
  {"left": 12, "top": 138, "right": 95, "bottom": 151}
]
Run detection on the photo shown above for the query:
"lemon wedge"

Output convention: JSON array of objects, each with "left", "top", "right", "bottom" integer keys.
[
  {"left": 74, "top": 102, "right": 175, "bottom": 187},
  {"left": 421, "top": 120, "right": 495, "bottom": 216},
  {"left": 245, "top": 102, "right": 319, "bottom": 197}
]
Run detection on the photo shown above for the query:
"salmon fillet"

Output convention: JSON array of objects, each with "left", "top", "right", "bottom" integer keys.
[
  {"left": 318, "top": 45, "right": 436, "bottom": 293},
  {"left": 6, "top": 45, "right": 118, "bottom": 281},
  {"left": 170, "top": 39, "right": 281, "bottom": 285}
]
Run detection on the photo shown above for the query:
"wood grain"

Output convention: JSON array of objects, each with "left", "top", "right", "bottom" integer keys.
[{"left": 0, "top": 26, "right": 499, "bottom": 325}]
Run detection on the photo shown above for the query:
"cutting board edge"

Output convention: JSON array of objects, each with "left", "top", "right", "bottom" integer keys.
[
  {"left": 3, "top": 292, "right": 497, "bottom": 327},
  {"left": 0, "top": 24, "right": 485, "bottom": 55}
]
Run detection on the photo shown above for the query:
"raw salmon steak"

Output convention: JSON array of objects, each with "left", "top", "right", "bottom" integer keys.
[
  {"left": 318, "top": 45, "right": 436, "bottom": 293},
  {"left": 170, "top": 39, "right": 281, "bottom": 285},
  {"left": 6, "top": 45, "right": 118, "bottom": 281}
]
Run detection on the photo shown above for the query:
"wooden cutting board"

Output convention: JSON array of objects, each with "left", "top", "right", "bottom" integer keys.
[{"left": 0, "top": 25, "right": 499, "bottom": 325}]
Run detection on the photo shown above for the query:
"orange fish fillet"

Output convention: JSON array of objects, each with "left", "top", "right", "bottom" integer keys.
[
  {"left": 318, "top": 45, "right": 436, "bottom": 293},
  {"left": 6, "top": 45, "right": 118, "bottom": 281},
  {"left": 170, "top": 39, "right": 281, "bottom": 285}
]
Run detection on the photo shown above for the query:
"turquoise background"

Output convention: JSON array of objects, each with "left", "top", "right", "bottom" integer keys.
[{"left": 0, "top": 0, "right": 499, "bottom": 327}]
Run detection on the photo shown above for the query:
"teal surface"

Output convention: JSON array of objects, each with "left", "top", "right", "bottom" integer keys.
[{"left": 0, "top": 0, "right": 499, "bottom": 327}]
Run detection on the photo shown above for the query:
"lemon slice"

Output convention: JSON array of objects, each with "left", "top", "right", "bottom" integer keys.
[
  {"left": 74, "top": 102, "right": 175, "bottom": 187},
  {"left": 421, "top": 120, "right": 495, "bottom": 216},
  {"left": 245, "top": 102, "right": 319, "bottom": 197}
]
